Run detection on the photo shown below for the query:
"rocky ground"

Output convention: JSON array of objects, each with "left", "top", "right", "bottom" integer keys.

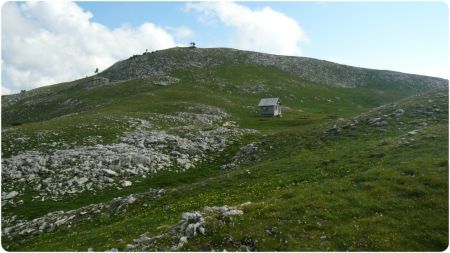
[
  {"left": 2, "top": 189, "right": 164, "bottom": 239},
  {"left": 325, "top": 90, "right": 448, "bottom": 144},
  {"left": 116, "top": 203, "right": 249, "bottom": 252},
  {"left": 1, "top": 103, "right": 260, "bottom": 250},
  {"left": 1, "top": 105, "right": 257, "bottom": 206}
]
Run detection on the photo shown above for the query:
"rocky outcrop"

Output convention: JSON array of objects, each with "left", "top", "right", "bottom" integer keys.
[
  {"left": 1, "top": 189, "right": 164, "bottom": 239},
  {"left": 80, "top": 76, "right": 110, "bottom": 89},
  {"left": 1, "top": 107, "right": 257, "bottom": 206},
  {"left": 123, "top": 204, "right": 246, "bottom": 252},
  {"left": 221, "top": 142, "right": 261, "bottom": 170},
  {"left": 325, "top": 88, "right": 448, "bottom": 142}
]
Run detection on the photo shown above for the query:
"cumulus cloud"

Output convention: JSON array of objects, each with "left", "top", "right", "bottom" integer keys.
[
  {"left": 168, "top": 26, "right": 194, "bottom": 40},
  {"left": 1, "top": 1, "right": 181, "bottom": 93},
  {"left": 185, "top": 1, "right": 308, "bottom": 56}
]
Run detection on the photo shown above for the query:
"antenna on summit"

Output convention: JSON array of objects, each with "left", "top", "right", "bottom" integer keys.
[{"left": 189, "top": 42, "right": 196, "bottom": 48}]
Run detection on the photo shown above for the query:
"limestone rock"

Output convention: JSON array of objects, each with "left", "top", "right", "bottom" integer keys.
[{"left": 3, "top": 191, "right": 19, "bottom": 200}]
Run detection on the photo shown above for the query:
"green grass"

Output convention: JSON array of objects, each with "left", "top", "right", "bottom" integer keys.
[
  {"left": 6, "top": 103, "right": 447, "bottom": 250},
  {"left": 1, "top": 56, "right": 448, "bottom": 251}
]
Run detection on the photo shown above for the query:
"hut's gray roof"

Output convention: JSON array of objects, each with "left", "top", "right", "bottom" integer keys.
[{"left": 258, "top": 98, "right": 280, "bottom": 106}]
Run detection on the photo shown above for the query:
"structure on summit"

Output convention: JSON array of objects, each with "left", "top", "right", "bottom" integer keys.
[{"left": 258, "top": 97, "right": 282, "bottom": 117}]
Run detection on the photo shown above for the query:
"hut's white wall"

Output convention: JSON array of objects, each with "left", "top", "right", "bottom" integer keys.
[{"left": 274, "top": 104, "right": 281, "bottom": 116}]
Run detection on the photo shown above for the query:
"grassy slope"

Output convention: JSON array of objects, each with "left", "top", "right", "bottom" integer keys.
[
  {"left": 2, "top": 63, "right": 417, "bottom": 157},
  {"left": 1, "top": 61, "right": 448, "bottom": 251},
  {"left": 5, "top": 46, "right": 445, "bottom": 128}
]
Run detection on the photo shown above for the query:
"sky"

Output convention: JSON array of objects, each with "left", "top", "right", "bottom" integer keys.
[{"left": 1, "top": 1, "right": 448, "bottom": 94}]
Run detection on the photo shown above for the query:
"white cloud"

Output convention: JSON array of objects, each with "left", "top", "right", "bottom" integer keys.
[
  {"left": 1, "top": 85, "right": 12, "bottom": 96},
  {"left": 186, "top": 1, "right": 308, "bottom": 56},
  {"left": 168, "top": 26, "right": 194, "bottom": 40},
  {"left": 1, "top": 1, "right": 180, "bottom": 93}
]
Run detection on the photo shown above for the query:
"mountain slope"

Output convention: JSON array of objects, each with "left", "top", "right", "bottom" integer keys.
[
  {"left": 1, "top": 47, "right": 448, "bottom": 251},
  {"left": 1, "top": 47, "right": 447, "bottom": 127},
  {"left": 2, "top": 87, "right": 448, "bottom": 251}
]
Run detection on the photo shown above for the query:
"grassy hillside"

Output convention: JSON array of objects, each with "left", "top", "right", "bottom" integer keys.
[
  {"left": 1, "top": 61, "right": 426, "bottom": 158},
  {"left": 2, "top": 47, "right": 447, "bottom": 127},
  {"left": 1, "top": 47, "right": 448, "bottom": 251}
]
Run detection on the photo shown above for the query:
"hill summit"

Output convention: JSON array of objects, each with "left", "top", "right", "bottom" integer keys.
[{"left": 101, "top": 47, "right": 447, "bottom": 89}]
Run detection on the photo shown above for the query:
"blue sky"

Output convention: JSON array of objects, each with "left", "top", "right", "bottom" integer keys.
[
  {"left": 77, "top": 1, "right": 448, "bottom": 76},
  {"left": 2, "top": 1, "right": 448, "bottom": 94}
]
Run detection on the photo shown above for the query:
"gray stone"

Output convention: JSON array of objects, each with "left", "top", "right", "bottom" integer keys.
[
  {"left": 408, "top": 130, "right": 419, "bottom": 136},
  {"left": 2, "top": 226, "right": 13, "bottom": 235},
  {"left": 125, "top": 196, "right": 137, "bottom": 204},
  {"left": 54, "top": 217, "right": 68, "bottom": 226},
  {"left": 103, "top": 169, "right": 118, "bottom": 177},
  {"left": 368, "top": 118, "right": 382, "bottom": 125},
  {"left": 121, "top": 180, "right": 132, "bottom": 187},
  {"left": 76, "top": 177, "right": 89, "bottom": 185},
  {"left": 393, "top": 108, "right": 405, "bottom": 116},
  {"left": 3, "top": 191, "right": 19, "bottom": 200}
]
